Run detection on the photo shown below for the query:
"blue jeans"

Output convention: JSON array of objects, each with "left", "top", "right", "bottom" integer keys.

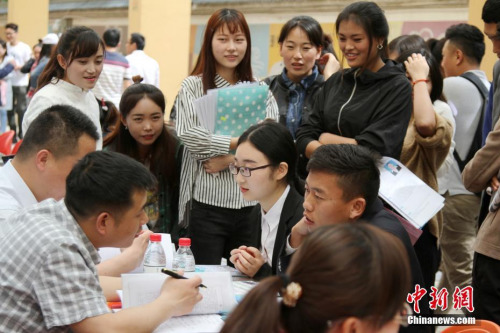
[{"left": 0, "top": 109, "right": 6, "bottom": 133}]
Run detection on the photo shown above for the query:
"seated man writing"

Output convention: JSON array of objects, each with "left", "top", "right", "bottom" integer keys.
[
  {"left": 0, "top": 150, "right": 202, "bottom": 332},
  {"left": 0, "top": 104, "right": 151, "bottom": 276}
]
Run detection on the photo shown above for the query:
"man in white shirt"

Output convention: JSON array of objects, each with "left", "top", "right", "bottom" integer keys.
[
  {"left": 126, "top": 33, "right": 160, "bottom": 87},
  {"left": 0, "top": 104, "right": 98, "bottom": 221},
  {"left": 438, "top": 23, "right": 490, "bottom": 307},
  {"left": 5, "top": 23, "right": 31, "bottom": 141},
  {"left": 0, "top": 104, "right": 149, "bottom": 276}
]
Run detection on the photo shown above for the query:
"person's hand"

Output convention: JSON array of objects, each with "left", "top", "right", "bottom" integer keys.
[
  {"left": 404, "top": 53, "right": 429, "bottom": 82},
  {"left": 160, "top": 274, "right": 203, "bottom": 317},
  {"left": 9, "top": 59, "right": 16, "bottom": 67},
  {"left": 202, "top": 154, "right": 235, "bottom": 174},
  {"left": 317, "top": 53, "right": 340, "bottom": 80},
  {"left": 229, "top": 247, "right": 243, "bottom": 266},
  {"left": 232, "top": 246, "right": 265, "bottom": 278},
  {"left": 120, "top": 230, "right": 153, "bottom": 269},
  {"left": 289, "top": 217, "right": 310, "bottom": 248},
  {"left": 490, "top": 176, "right": 500, "bottom": 192}
]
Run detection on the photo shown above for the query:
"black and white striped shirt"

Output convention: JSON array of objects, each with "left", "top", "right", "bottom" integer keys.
[{"left": 175, "top": 74, "right": 279, "bottom": 224}]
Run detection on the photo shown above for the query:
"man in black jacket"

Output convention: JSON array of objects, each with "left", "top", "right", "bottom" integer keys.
[{"left": 283, "top": 144, "right": 430, "bottom": 332}]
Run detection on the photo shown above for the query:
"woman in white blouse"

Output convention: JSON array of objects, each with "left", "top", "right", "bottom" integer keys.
[
  {"left": 174, "top": 8, "right": 278, "bottom": 264},
  {"left": 229, "top": 121, "right": 303, "bottom": 279}
]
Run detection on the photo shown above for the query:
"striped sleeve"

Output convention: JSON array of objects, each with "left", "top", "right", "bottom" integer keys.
[{"left": 175, "top": 76, "right": 231, "bottom": 159}]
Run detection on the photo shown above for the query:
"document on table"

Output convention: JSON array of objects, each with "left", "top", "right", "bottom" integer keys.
[
  {"left": 122, "top": 272, "right": 237, "bottom": 314},
  {"left": 378, "top": 157, "right": 445, "bottom": 229},
  {"left": 153, "top": 314, "right": 224, "bottom": 333},
  {"left": 195, "top": 265, "right": 246, "bottom": 277}
]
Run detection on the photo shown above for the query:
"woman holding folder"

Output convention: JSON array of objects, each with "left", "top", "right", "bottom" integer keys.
[{"left": 174, "top": 8, "right": 278, "bottom": 264}]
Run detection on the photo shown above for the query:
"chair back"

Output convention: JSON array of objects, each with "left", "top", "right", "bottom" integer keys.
[
  {"left": 0, "top": 130, "right": 14, "bottom": 155},
  {"left": 11, "top": 139, "right": 22, "bottom": 155}
]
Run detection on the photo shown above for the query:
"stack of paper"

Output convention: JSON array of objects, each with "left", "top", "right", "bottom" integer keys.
[
  {"left": 122, "top": 272, "right": 237, "bottom": 333},
  {"left": 195, "top": 83, "right": 268, "bottom": 137},
  {"left": 378, "top": 157, "right": 445, "bottom": 229}
]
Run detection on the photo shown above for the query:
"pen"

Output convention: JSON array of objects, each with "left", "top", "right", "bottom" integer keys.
[{"left": 161, "top": 268, "right": 207, "bottom": 288}]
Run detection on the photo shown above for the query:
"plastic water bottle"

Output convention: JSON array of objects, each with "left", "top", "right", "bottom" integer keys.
[
  {"left": 172, "top": 238, "right": 195, "bottom": 272},
  {"left": 143, "top": 233, "right": 166, "bottom": 273}
]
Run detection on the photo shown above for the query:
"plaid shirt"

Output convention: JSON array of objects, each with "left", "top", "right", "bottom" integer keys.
[{"left": 0, "top": 199, "right": 109, "bottom": 332}]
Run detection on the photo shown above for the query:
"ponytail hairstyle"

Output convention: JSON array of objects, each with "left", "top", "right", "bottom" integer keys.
[
  {"left": 335, "top": 1, "right": 389, "bottom": 71},
  {"left": 221, "top": 223, "right": 411, "bottom": 333},
  {"left": 237, "top": 120, "right": 303, "bottom": 195},
  {"left": 103, "top": 78, "right": 177, "bottom": 188},
  {"left": 191, "top": 8, "right": 253, "bottom": 93},
  {"left": 37, "top": 26, "right": 104, "bottom": 91}
]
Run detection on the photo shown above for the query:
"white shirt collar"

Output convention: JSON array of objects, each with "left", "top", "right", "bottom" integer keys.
[{"left": 260, "top": 185, "right": 290, "bottom": 266}]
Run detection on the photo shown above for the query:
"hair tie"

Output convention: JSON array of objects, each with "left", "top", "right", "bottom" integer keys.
[
  {"left": 101, "top": 98, "right": 108, "bottom": 112},
  {"left": 280, "top": 274, "right": 302, "bottom": 307}
]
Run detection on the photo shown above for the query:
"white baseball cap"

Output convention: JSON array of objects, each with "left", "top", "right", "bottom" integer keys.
[{"left": 42, "top": 33, "right": 59, "bottom": 45}]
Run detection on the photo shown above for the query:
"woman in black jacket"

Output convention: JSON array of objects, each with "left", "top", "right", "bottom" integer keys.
[{"left": 296, "top": 1, "right": 412, "bottom": 161}]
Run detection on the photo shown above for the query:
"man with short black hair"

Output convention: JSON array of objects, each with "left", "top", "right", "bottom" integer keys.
[
  {"left": 92, "top": 28, "right": 131, "bottom": 108},
  {"left": 284, "top": 144, "right": 430, "bottom": 331},
  {"left": 0, "top": 150, "right": 202, "bottom": 332},
  {"left": 0, "top": 104, "right": 98, "bottom": 220},
  {"left": 126, "top": 32, "right": 160, "bottom": 87},
  {"left": 5, "top": 22, "right": 31, "bottom": 141},
  {"left": 0, "top": 104, "right": 149, "bottom": 277},
  {"left": 438, "top": 23, "right": 489, "bottom": 310}
]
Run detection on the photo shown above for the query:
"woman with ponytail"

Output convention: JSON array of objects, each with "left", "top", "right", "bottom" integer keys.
[
  {"left": 222, "top": 223, "right": 412, "bottom": 333},
  {"left": 229, "top": 120, "right": 303, "bottom": 279}
]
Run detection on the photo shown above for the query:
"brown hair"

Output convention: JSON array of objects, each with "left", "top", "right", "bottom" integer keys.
[
  {"left": 191, "top": 8, "right": 253, "bottom": 93},
  {"left": 37, "top": 26, "right": 104, "bottom": 91},
  {"left": 103, "top": 83, "right": 177, "bottom": 188},
  {"left": 221, "top": 223, "right": 411, "bottom": 333}
]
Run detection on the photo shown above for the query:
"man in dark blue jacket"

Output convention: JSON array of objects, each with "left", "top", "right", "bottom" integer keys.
[{"left": 282, "top": 144, "right": 430, "bottom": 332}]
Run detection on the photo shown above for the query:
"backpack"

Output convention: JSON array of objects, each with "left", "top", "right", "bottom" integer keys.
[{"left": 453, "top": 72, "right": 489, "bottom": 173}]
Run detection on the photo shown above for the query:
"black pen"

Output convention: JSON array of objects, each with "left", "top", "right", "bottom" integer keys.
[{"left": 161, "top": 268, "right": 207, "bottom": 288}]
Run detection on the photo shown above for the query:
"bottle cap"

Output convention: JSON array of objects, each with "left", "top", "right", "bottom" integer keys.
[
  {"left": 150, "top": 233, "right": 161, "bottom": 242},
  {"left": 179, "top": 238, "right": 191, "bottom": 246}
]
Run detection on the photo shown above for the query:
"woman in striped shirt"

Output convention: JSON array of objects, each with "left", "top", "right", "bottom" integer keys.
[{"left": 174, "top": 8, "right": 278, "bottom": 264}]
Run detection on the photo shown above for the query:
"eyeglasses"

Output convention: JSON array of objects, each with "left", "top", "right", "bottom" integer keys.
[{"left": 228, "top": 163, "right": 272, "bottom": 177}]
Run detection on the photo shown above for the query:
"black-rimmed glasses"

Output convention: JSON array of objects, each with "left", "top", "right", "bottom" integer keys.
[{"left": 228, "top": 163, "right": 272, "bottom": 177}]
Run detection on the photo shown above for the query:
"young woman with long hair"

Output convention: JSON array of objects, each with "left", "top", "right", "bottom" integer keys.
[
  {"left": 104, "top": 81, "right": 183, "bottom": 242},
  {"left": 174, "top": 8, "right": 278, "bottom": 264}
]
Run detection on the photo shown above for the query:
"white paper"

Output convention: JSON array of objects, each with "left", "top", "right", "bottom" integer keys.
[
  {"left": 378, "top": 157, "right": 444, "bottom": 229},
  {"left": 153, "top": 314, "right": 224, "bottom": 333},
  {"left": 122, "top": 272, "right": 237, "bottom": 315},
  {"left": 195, "top": 265, "right": 245, "bottom": 277}
]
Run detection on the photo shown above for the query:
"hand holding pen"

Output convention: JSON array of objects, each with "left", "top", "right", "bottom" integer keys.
[{"left": 161, "top": 268, "right": 207, "bottom": 288}]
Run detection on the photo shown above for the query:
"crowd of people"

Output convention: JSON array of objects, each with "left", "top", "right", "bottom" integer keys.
[{"left": 0, "top": 0, "right": 500, "bottom": 332}]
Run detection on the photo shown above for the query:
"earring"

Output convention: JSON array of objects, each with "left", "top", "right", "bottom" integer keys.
[
  {"left": 125, "top": 125, "right": 128, "bottom": 130},
  {"left": 377, "top": 44, "right": 383, "bottom": 50}
]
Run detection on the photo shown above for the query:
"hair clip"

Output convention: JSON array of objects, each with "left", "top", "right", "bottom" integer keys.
[
  {"left": 101, "top": 98, "right": 108, "bottom": 112},
  {"left": 282, "top": 282, "right": 302, "bottom": 307}
]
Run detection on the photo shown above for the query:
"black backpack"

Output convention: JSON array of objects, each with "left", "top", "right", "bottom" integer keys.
[{"left": 453, "top": 72, "right": 489, "bottom": 173}]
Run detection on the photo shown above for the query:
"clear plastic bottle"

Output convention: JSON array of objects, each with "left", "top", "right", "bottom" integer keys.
[
  {"left": 172, "top": 238, "right": 195, "bottom": 272},
  {"left": 143, "top": 233, "right": 166, "bottom": 273}
]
